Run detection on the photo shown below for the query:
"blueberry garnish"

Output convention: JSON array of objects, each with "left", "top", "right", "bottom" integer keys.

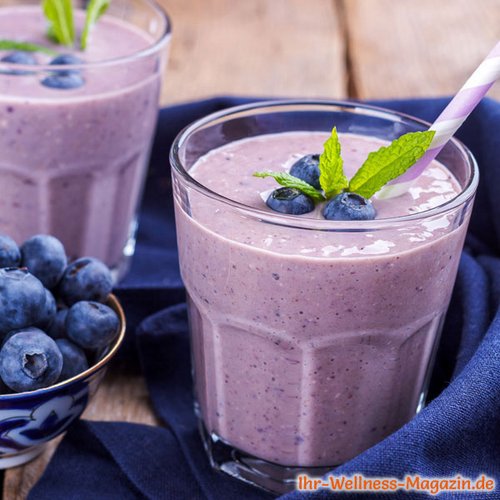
[
  {"left": 266, "top": 187, "right": 315, "bottom": 215},
  {"left": 0, "top": 234, "right": 21, "bottom": 268},
  {"left": 66, "top": 301, "right": 120, "bottom": 350},
  {"left": 0, "top": 328, "right": 63, "bottom": 392},
  {"left": 0, "top": 51, "right": 36, "bottom": 75},
  {"left": 41, "top": 54, "right": 85, "bottom": 90},
  {"left": 21, "top": 234, "right": 67, "bottom": 289},
  {"left": 323, "top": 192, "right": 376, "bottom": 221},
  {"left": 49, "top": 54, "right": 84, "bottom": 67},
  {"left": 289, "top": 154, "right": 321, "bottom": 189},
  {"left": 41, "top": 73, "right": 85, "bottom": 89}
]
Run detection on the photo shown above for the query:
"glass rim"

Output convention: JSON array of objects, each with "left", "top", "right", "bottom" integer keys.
[
  {"left": 170, "top": 99, "right": 480, "bottom": 231},
  {"left": 0, "top": 0, "right": 171, "bottom": 72}
]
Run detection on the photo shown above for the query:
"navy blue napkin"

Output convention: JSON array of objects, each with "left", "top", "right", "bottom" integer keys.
[{"left": 29, "top": 97, "right": 500, "bottom": 500}]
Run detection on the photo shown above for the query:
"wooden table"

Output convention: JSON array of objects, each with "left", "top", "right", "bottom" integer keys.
[{"left": 5, "top": 0, "right": 499, "bottom": 498}]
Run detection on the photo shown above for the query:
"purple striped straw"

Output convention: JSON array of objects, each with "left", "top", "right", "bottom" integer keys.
[{"left": 378, "top": 40, "right": 500, "bottom": 199}]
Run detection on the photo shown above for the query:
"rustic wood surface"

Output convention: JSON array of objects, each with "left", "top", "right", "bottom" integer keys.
[{"left": 4, "top": 0, "right": 499, "bottom": 497}]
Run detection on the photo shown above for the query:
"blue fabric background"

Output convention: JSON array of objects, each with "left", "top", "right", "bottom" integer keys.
[{"left": 29, "top": 97, "right": 500, "bottom": 499}]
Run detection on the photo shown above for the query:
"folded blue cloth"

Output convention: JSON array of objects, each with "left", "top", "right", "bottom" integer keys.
[{"left": 29, "top": 97, "right": 500, "bottom": 500}]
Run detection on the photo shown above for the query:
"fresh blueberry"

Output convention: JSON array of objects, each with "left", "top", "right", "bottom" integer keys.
[
  {"left": 0, "top": 328, "right": 63, "bottom": 392},
  {"left": 289, "top": 154, "right": 321, "bottom": 189},
  {"left": 0, "top": 234, "right": 21, "bottom": 268},
  {"left": 50, "top": 54, "right": 84, "bottom": 66},
  {"left": 323, "top": 192, "right": 377, "bottom": 221},
  {"left": 41, "top": 72, "right": 85, "bottom": 89},
  {"left": 47, "top": 309, "right": 68, "bottom": 339},
  {"left": 55, "top": 339, "right": 89, "bottom": 381},
  {"left": 58, "top": 257, "right": 113, "bottom": 306},
  {"left": 0, "top": 268, "right": 47, "bottom": 334},
  {"left": 36, "top": 288, "right": 57, "bottom": 329},
  {"left": 21, "top": 234, "right": 67, "bottom": 289},
  {"left": 266, "top": 187, "right": 315, "bottom": 215},
  {"left": 66, "top": 301, "right": 119, "bottom": 350},
  {"left": 0, "top": 51, "right": 36, "bottom": 75},
  {"left": 41, "top": 54, "right": 84, "bottom": 90}
]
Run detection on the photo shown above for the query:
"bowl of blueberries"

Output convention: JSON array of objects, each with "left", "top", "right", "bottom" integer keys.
[{"left": 0, "top": 233, "right": 125, "bottom": 468}]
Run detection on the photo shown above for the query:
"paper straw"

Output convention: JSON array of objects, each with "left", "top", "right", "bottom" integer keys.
[{"left": 378, "top": 41, "right": 500, "bottom": 199}]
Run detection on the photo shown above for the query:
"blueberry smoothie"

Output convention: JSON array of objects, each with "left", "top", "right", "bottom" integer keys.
[
  {"left": 0, "top": 4, "right": 169, "bottom": 270},
  {"left": 173, "top": 123, "right": 475, "bottom": 477}
]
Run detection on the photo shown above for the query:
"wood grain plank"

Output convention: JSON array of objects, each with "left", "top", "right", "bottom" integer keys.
[
  {"left": 344, "top": 0, "right": 500, "bottom": 100},
  {"left": 3, "top": 367, "right": 158, "bottom": 500},
  {"left": 157, "top": 0, "right": 347, "bottom": 104}
]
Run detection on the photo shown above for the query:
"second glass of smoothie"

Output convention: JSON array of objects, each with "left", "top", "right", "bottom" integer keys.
[
  {"left": 170, "top": 101, "right": 478, "bottom": 493},
  {"left": 0, "top": 0, "right": 171, "bottom": 278}
]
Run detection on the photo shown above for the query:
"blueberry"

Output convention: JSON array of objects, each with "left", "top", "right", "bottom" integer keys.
[
  {"left": 50, "top": 54, "right": 84, "bottom": 67},
  {"left": 36, "top": 288, "right": 57, "bottom": 329},
  {"left": 289, "top": 154, "right": 321, "bottom": 189},
  {"left": 21, "top": 234, "right": 67, "bottom": 289},
  {"left": 58, "top": 257, "right": 113, "bottom": 306},
  {"left": 41, "top": 54, "right": 84, "bottom": 90},
  {"left": 66, "top": 301, "right": 119, "bottom": 350},
  {"left": 41, "top": 72, "right": 85, "bottom": 89},
  {"left": 55, "top": 339, "right": 89, "bottom": 381},
  {"left": 47, "top": 309, "right": 68, "bottom": 339},
  {"left": 0, "top": 51, "right": 36, "bottom": 75},
  {"left": 323, "top": 192, "right": 377, "bottom": 221},
  {"left": 266, "top": 187, "right": 315, "bottom": 215},
  {"left": 0, "top": 268, "right": 47, "bottom": 334},
  {"left": 0, "top": 328, "right": 63, "bottom": 392},
  {"left": 0, "top": 234, "right": 21, "bottom": 268}
]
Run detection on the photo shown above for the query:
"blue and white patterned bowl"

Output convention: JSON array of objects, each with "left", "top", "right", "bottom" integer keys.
[{"left": 0, "top": 294, "right": 125, "bottom": 468}]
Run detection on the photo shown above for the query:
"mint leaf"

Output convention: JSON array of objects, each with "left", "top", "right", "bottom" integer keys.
[
  {"left": 0, "top": 40, "right": 57, "bottom": 55},
  {"left": 81, "top": 0, "right": 110, "bottom": 50},
  {"left": 348, "top": 131, "right": 435, "bottom": 199},
  {"left": 319, "top": 127, "right": 348, "bottom": 199},
  {"left": 43, "top": 0, "right": 75, "bottom": 46},
  {"left": 253, "top": 171, "right": 325, "bottom": 202}
]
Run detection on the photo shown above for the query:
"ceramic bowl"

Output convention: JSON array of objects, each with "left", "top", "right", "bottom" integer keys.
[{"left": 0, "top": 294, "right": 125, "bottom": 468}]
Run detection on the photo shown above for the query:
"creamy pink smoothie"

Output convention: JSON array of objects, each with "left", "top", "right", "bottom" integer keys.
[
  {"left": 0, "top": 5, "right": 167, "bottom": 268},
  {"left": 174, "top": 131, "right": 467, "bottom": 467}
]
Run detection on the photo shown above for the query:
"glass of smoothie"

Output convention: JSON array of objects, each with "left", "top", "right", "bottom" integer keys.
[
  {"left": 0, "top": 0, "right": 171, "bottom": 278},
  {"left": 170, "top": 101, "right": 478, "bottom": 493}
]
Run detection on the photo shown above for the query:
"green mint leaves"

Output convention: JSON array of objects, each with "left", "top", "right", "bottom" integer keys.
[
  {"left": 348, "top": 131, "right": 435, "bottom": 199},
  {"left": 254, "top": 128, "right": 435, "bottom": 204},
  {"left": 41, "top": 0, "right": 110, "bottom": 49},
  {"left": 319, "top": 127, "right": 348, "bottom": 198},
  {"left": 43, "top": 0, "right": 75, "bottom": 46},
  {"left": 81, "top": 0, "right": 110, "bottom": 50},
  {"left": 0, "top": 40, "right": 57, "bottom": 55},
  {"left": 253, "top": 172, "right": 325, "bottom": 202}
]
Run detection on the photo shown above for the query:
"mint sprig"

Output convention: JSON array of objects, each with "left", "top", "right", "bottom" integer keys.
[
  {"left": 348, "top": 131, "right": 435, "bottom": 199},
  {"left": 0, "top": 40, "right": 57, "bottom": 55},
  {"left": 81, "top": 0, "right": 110, "bottom": 50},
  {"left": 40, "top": 0, "right": 110, "bottom": 50},
  {"left": 253, "top": 172, "right": 325, "bottom": 202},
  {"left": 43, "top": 0, "right": 75, "bottom": 46},
  {"left": 319, "top": 127, "right": 348, "bottom": 198},
  {"left": 254, "top": 128, "right": 436, "bottom": 206}
]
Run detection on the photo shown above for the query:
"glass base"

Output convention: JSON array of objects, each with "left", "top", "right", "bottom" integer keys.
[{"left": 199, "top": 421, "right": 336, "bottom": 494}]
